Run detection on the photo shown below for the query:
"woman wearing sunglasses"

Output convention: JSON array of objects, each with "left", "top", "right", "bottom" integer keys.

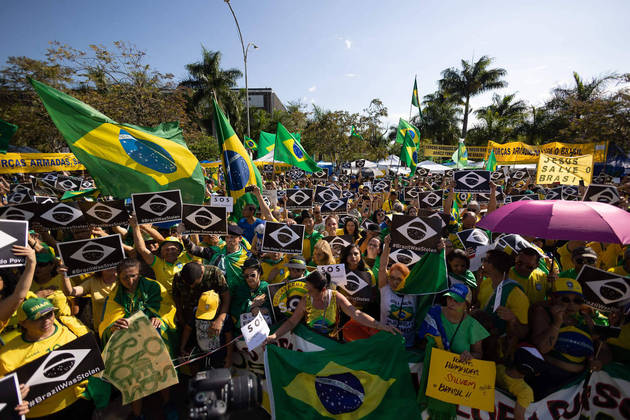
[{"left": 529, "top": 278, "right": 609, "bottom": 400}]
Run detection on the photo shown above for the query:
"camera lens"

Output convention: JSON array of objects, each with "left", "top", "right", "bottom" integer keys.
[{"left": 229, "top": 374, "right": 262, "bottom": 410}]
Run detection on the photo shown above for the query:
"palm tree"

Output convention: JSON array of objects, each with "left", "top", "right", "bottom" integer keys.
[
  {"left": 414, "top": 91, "right": 462, "bottom": 145},
  {"left": 438, "top": 55, "right": 507, "bottom": 138},
  {"left": 181, "top": 47, "right": 243, "bottom": 135},
  {"left": 467, "top": 93, "right": 527, "bottom": 144}
]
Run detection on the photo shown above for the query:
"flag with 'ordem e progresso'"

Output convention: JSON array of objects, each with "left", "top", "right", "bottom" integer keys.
[
  {"left": 274, "top": 122, "right": 320, "bottom": 172},
  {"left": 30, "top": 79, "right": 205, "bottom": 203},
  {"left": 265, "top": 331, "right": 420, "bottom": 420},
  {"left": 212, "top": 98, "right": 262, "bottom": 200}
]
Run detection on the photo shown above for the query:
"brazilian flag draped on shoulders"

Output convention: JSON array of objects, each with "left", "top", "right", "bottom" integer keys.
[
  {"left": 212, "top": 97, "right": 262, "bottom": 200},
  {"left": 274, "top": 122, "right": 320, "bottom": 172},
  {"left": 30, "top": 79, "right": 205, "bottom": 203},
  {"left": 265, "top": 332, "right": 420, "bottom": 419}
]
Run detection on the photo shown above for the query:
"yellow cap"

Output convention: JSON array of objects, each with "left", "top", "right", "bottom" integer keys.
[
  {"left": 553, "top": 277, "right": 583, "bottom": 295},
  {"left": 195, "top": 290, "right": 220, "bottom": 320}
]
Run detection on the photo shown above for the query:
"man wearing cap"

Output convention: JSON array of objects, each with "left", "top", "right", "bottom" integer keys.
[
  {"left": 131, "top": 216, "right": 194, "bottom": 292},
  {"left": 0, "top": 297, "right": 93, "bottom": 418},
  {"left": 172, "top": 262, "right": 230, "bottom": 361},
  {"left": 182, "top": 224, "right": 250, "bottom": 291},
  {"left": 559, "top": 246, "right": 598, "bottom": 279},
  {"left": 286, "top": 256, "right": 307, "bottom": 280},
  {"left": 608, "top": 247, "right": 630, "bottom": 277}
]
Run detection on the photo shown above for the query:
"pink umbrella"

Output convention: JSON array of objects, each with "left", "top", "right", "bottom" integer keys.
[{"left": 477, "top": 200, "right": 630, "bottom": 244}]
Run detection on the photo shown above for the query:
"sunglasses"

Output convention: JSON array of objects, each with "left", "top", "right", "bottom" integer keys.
[
  {"left": 245, "top": 272, "right": 258, "bottom": 279},
  {"left": 36, "top": 311, "right": 55, "bottom": 321},
  {"left": 576, "top": 258, "right": 596, "bottom": 265},
  {"left": 560, "top": 296, "right": 584, "bottom": 305}
]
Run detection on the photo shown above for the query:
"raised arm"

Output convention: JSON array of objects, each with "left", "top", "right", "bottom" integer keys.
[
  {"left": 378, "top": 235, "right": 391, "bottom": 288},
  {"left": 129, "top": 215, "right": 155, "bottom": 266},
  {"left": 251, "top": 185, "right": 274, "bottom": 221},
  {"left": 0, "top": 246, "right": 36, "bottom": 323}
]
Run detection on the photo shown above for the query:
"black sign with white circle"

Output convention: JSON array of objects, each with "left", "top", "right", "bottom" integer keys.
[
  {"left": 0, "top": 203, "right": 37, "bottom": 222},
  {"left": 561, "top": 186, "right": 579, "bottom": 201},
  {"left": 13, "top": 332, "right": 104, "bottom": 409},
  {"left": 313, "top": 170, "right": 327, "bottom": 179},
  {"left": 57, "top": 234, "right": 125, "bottom": 277},
  {"left": 577, "top": 265, "right": 630, "bottom": 312},
  {"left": 284, "top": 189, "right": 314, "bottom": 209},
  {"left": 78, "top": 200, "right": 129, "bottom": 228},
  {"left": 33, "top": 195, "right": 57, "bottom": 204},
  {"left": 55, "top": 176, "right": 82, "bottom": 192},
  {"left": 320, "top": 198, "right": 348, "bottom": 215},
  {"left": 314, "top": 186, "right": 342, "bottom": 204},
  {"left": 454, "top": 170, "right": 491, "bottom": 193},
  {"left": 36, "top": 202, "right": 88, "bottom": 230},
  {"left": 373, "top": 180, "right": 390, "bottom": 193},
  {"left": 0, "top": 373, "right": 22, "bottom": 420},
  {"left": 181, "top": 205, "right": 227, "bottom": 235},
  {"left": 132, "top": 190, "right": 182, "bottom": 224},
  {"left": 418, "top": 190, "right": 443, "bottom": 209},
  {"left": 388, "top": 248, "right": 423, "bottom": 268},
  {"left": 504, "top": 194, "right": 539, "bottom": 204},
  {"left": 390, "top": 214, "right": 442, "bottom": 252},
  {"left": 582, "top": 184, "right": 620, "bottom": 204},
  {"left": 509, "top": 169, "right": 528, "bottom": 181},
  {"left": 324, "top": 235, "right": 354, "bottom": 256},
  {"left": 403, "top": 187, "right": 420, "bottom": 202},
  {"left": 0, "top": 220, "right": 28, "bottom": 268},
  {"left": 545, "top": 187, "right": 563, "bottom": 200},
  {"left": 355, "top": 159, "right": 365, "bottom": 168},
  {"left": 261, "top": 222, "right": 305, "bottom": 254},
  {"left": 335, "top": 269, "right": 373, "bottom": 308}
]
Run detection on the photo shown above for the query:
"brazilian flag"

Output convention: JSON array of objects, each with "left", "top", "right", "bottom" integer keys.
[
  {"left": 411, "top": 77, "right": 420, "bottom": 108},
  {"left": 265, "top": 332, "right": 419, "bottom": 419},
  {"left": 212, "top": 98, "right": 262, "bottom": 199},
  {"left": 350, "top": 125, "right": 364, "bottom": 141},
  {"left": 485, "top": 148, "right": 497, "bottom": 171},
  {"left": 244, "top": 136, "right": 258, "bottom": 152},
  {"left": 395, "top": 118, "right": 420, "bottom": 146},
  {"left": 30, "top": 79, "right": 205, "bottom": 203},
  {"left": 258, "top": 130, "right": 301, "bottom": 158},
  {"left": 274, "top": 122, "right": 320, "bottom": 172},
  {"left": 400, "top": 129, "right": 418, "bottom": 176}
]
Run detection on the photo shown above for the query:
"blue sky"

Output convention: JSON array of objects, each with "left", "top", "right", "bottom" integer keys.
[{"left": 2, "top": 0, "right": 629, "bottom": 128}]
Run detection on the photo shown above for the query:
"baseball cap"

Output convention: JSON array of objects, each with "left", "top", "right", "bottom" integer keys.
[
  {"left": 444, "top": 284, "right": 472, "bottom": 305},
  {"left": 286, "top": 256, "right": 307, "bottom": 269},
  {"left": 35, "top": 251, "right": 55, "bottom": 264},
  {"left": 195, "top": 291, "right": 219, "bottom": 320},
  {"left": 227, "top": 224, "right": 244, "bottom": 236},
  {"left": 572, "top": 247, "right": 598, "bottom": 260},
  {"left": 553, "top": 277, "right": 583, "bottom": 295},
  {"left": 19, "top": 297, "right": 55, "bottom": 321},
  {"left": 158, "top": 236, "right": 184, "bottom": 254}
]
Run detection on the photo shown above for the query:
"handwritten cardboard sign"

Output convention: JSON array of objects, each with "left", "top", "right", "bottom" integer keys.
[
  {"left": 101, "top": 312, "right": 178, "bottom": 404},
  {"left": 426, "top": 347, "right": 496, "bottom": 412}
]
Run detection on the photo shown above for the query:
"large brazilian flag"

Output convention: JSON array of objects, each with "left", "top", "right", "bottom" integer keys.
[
  {"left": 30, "top": 79, "right": 205, "bottom": 203},
  {"left": 265, "top": 332, "right": 419, "bottom": 419},
  {"left": 274, "top": 122, "right": 319, "bottom": 172},
  {"left": 212, "top": 98, "right": 262, "bottom": 200},
  {"left": 395, "top": 118, "right": 420, "bottom": 146},
  {"left": 400, "top": 128, "right": 419, "bottom": 176}
]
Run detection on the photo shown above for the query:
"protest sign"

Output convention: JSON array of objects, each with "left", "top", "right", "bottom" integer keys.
[
  {"left": 320, "top": 198, "right": 348, "bottom": 215},
  {"left": 210, "top": 195, "right": 234, "bottom": 212},
  {"left": 78, "top": 200, "right": 129, "bottom": 228},
  {"left": 33, "top": 196, "right": 56, "bottom": 204},
  {"left": 0, "top": 203, "right": 36, "bottom": 222},
  {"left": 314, "top": 185, "right": 342, "bottom": 203},
  {"left": 582, "top": 184, "right": 620, "bottom": 204},
  {"left": 267, "top": 279, "right": 308, "bottom": 321},
  {"left": 261, "top": 222, "right": 304, "bottom": 254},
  {"left": 284, "top": 189, "right": 313, "bottom": 209},
  {"left": 454, "top": 170, "right": 491, "bottom": 193},
  {"left": 505, "top": 194, "right": 539, "bottom": 204},
  {"left": 241, "top": 312, "right": 270, "bottom": 351},
  {"left": 545, "top": 186, "right": 563, "bottom": 200},
  {"left": 132, "top": 190, "right": 182, "bottom": 224},
  {"left": 390, "top": 215, "right": 441, "bottom": 252},
  {"left": 317, "top": 264, "right": 346, "bottom": 285},
  {"left": 57, "top": 234, "right": 125, "bottom": 276},
  {"left": 102, "top": 311, "right": 178, "bottom": 404},
  {"left": 355, "top": 159, "right": 365, "bottom": 168},
  {"left": 325, "top": 235, "right": 354, "bottom": 256},
  {"left": 576, "top": 265, "right": 630, "bottom": 312},
  {"left": 561, "top": 185, "right": 580, "bottom": 201},
  {"left": 335, "top": 269, "right": 374, "bottom": 308},
  {"left": 36, "top": 202, "right": 88, "bottom": 229},
  {"left": 181, "top": 204, "right": 227, "bottom": 235},
  {"left": 55, "top": 175, "right": 82, "bottom": 192},
  {"left": 313, "top": 169, "right": 327, "bottom": 179},
  {"left": 13, "top": 333, "right": 104, "bottom": 409},
  {"left": 7, "top": 190, "right": 32, "bottom": 204},
  {"left": 0, "top": 220, "right": 27, "bottom": 268},
  {"left": 403, "top": 186, "right": 420, "bottom": 201},
  {"left": 426, "top": 347, "right": 496, "bottom": 412},
  {"left": 494, "top": 234, "right": 544, "bottom": 257},
  {"left": 389, "top": 248, "right": 423, "bottom": 267},
  {"left": 418, "top": 190, "right": 443, "bottom": 209},
  {"left": 261, "top": 189, "right": 277, "bottom": 208},
  {"left": 0, "top": 153, "right": 85, "bottom": 174},
  {"left": 0, "top": 373, "right": 23, "bottom": 420},
  {"left": 373, "top": 180, "right": 390, "bottom": 192},
  {"left": 485, "top": 140, "right": 607, "bottom": 164},
  {"left": 536, "top": 153, "right": 593, "bottom": 185}
]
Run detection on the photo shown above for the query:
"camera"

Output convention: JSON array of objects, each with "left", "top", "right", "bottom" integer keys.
[
  {"left": 188, "top": 368, "right": 262, "bottom": 419},
  {"left": 244, "top": 186, "right": 256, "bottom": 193}
]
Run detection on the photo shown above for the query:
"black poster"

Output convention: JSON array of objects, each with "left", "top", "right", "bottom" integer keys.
[
  {"left": 55, "top": 176, "right": 82, "bottom": 192},
  {"left": 285, "top": 189, "right": 314, "bottom": 209},
  {"left": 372, "top": 180, "right": 390, "bottom": 193},
  {"left": 457, "top": 228, "right": 491, "bottom": 251},
  {"left": 182, "top": 205, "right": 227, "bottom": 235},
  {"left": 79, "top": 200, "right": 129, "bottom": 228},
  {"left": 390, "top": 215, "right": 442, "bottom": 252},
  {"left": 7, "top": 190, "right": 32, "bottom": 205},
  {"left": 0, "top": 203, "right": 37, "bottom": 222},
  {"left": 490, "top": 170, "right": 505, "bottom": 182},
  {"left": 389, "top": 248, "right": 423, "bottom": 268},
  {"left": 36, "top": 202, "right": 88, "bottom": 230},
  {"left": 454, "top": 170, "right": 491, "bottom": 193},
  {"left": 505, "top": 194, "right": 539, "bottom": 204},
  {"left": 261, "top": 222, "right": 305, "bottom": 254},
  {"left": 314, "top": 186, "right": 342, "bottom": 203},
  {"left": 561, "top": 186, "right": 579, "bottom": 201},
  {"left": 132, "top": 190, "right": 182, "bottom": 224},
  {"left": 13, "top": 333, "right": 104, "bottom": 410},
  {"left": 57, "top": 234, "right": 125, "bottom": 276},
  {"left": 360, "top": 218, "right": 380, "bottom": 232},
  {"left": 495, "top": 233, "right": 544, "bottom": 257},
  {"left": 287, "top": 169, "right": 305, "bottom": 180},
  {"left": 417, "top": 210, "right": 450, "bottom": 237},
  {"left": 320, "top": 198, "right": 348, "bottom": 215},
  {"left": 577, "top": 265, "right": 630, "bottom": 312},
  {"left": 39, "top": 173, "right": 58, "bottom": 188},
  {"left": 0, "top": 220, "right": 28, "bottom": 268},
  {"left": 403, "top": 187, "right": 420, "bottom": 202},
  {"left": 510, "top": 169, "right": 528, "bottom": 181},
  {"left": 324, "top": 235, "right": 354, "bottom": 256},
  {"left": 313, "top": 170, "right": 328, "bottom": 179},
  {"left": 418, "top": 190, "right": 443, "bottom": 209},
  {"left": 583, "top": 184, "right": 620, "bottom": 204},
  {"left": 545, "top": 187, "right": 563, "bottom": 200},
  {"left": 476, "top": 186, "right": 504, "bottom": 204},
  {"left": 33, "top": 196, "right": 57, "bottom": 204},
  {"left": 335, "top": 269, "right": 373, "bottom": 308},
  {"left": 355, "top": 159, "right": 365, "bottom": 168},
  {"left": 417, "top": 167, "right": 429, "bottom": 177},
  {"left": 0, "top": 373, "right": 23, "bottom": 420}
]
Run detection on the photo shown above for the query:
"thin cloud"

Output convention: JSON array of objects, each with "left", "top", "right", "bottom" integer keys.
[
  {"left": 345, "top": 73, "right": 358, "bottom": 78},
  {"left": 308, "top": 85, "right": 317, "bottom": 92},
  {"left": 345, "top": 39, "right": 352, "bottom": 49}
]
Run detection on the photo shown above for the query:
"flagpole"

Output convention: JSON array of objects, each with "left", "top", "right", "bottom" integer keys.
[
  {"left": 213, "top": 91, "right": 231, "bottom": 196},
  {"left": 272, "top": 130, "right": 277, "bottom": 181}
]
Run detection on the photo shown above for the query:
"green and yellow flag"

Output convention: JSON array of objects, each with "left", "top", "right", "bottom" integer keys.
[
  {"left": 265, "top": 332, "right": 420, "bottom": 419},
  {"left": 395, "top": 118, "right": 420, "bottom": 146},
  {"left": 212, "top": 98, "right": 262, "bottom": 200},
  {"left": 395, "top": 249, "right": 448, "bottom": 295},
  {"left": 244, "top": 136, "right": 258, "bottom": 152},
  {"left": 30, "top": 79, "right": 205, "bottom": 203},
  {"left": 400, "top": 129, "right": 418, "bottom": 176},
  {"left": 485, "top": 148, "right": 497, "bottom": 171},
  {"left": 411, "top": 77, "right": 420, "bottom": 108},
  {"left": 452, "top": 138, "right": 468, "bottom": 169},
  {"left": 274, "top": 122, "right": 320, "bottom": 172},
  {"left": 0, "top": 118, "right": 17, "bottom": 154},
  {"left": 350, "top": 125, "right": 364, "bottom": 141},
  {"left": 258, "top": 131, "right": 276, "bottom": 157}
]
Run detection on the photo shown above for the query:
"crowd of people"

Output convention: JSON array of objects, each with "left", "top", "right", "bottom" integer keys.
[{"left": 0, "top": 167, "right": 629, "bottom": 419}]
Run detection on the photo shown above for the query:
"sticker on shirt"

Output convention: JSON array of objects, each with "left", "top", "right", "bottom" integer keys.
[
  {"left": 132, "top": 189, "right": 182, "bottom": 224},
  {"left": 284, "top": 189, "right": 314, "bottom": 209},
  {"left": 390, "top": 214, "right": 442, "bottom": 253},
  {"left": 454, "top": 170, "right": 491, "bottom": 193},
  {"left": 577, "top": 265, "right": 630, "bottom": 312},
  {"left": 79, "top": 199, "right": 129, "bottom": 228},
  {"left": 261, "top": 222, "right": 304, "bottom": 254},
  {"left": 0, "top": 373, "right": 24, "bottom": 420},
  {"left": 36, "top": 201, "right": 88, "bottom": 230},
  {"left": 12, "top": 333, "right": 104, "bottom": 410},
  {"left": 0, "top": 220, "right": 28, "bottom": 268},
  {"left": 181, "top": 204, "right": 227, "bottom": 235},
  {"left": 57, "top": 234, "right": 125, "bottom": 276}
]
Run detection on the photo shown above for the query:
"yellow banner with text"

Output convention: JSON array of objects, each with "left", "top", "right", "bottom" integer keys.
[
  {"left": 535, "top": 153, "right": 594, "bottom": 186},
  {"left": 485, "top": 140, "right": 607, "bottom": 164},
  {"left": 0, "top": 153, "right": 85, "bottom": 173}
]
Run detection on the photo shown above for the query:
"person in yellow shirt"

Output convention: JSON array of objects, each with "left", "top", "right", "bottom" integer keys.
[
  {"left": 29, "top": 252, "right": 64, "bottom": 297},
  {"left": 60, "top": 267, "right": 117, "bottom": 331},
  {"left": 0, "top": 297, "right": 93, "bottom": 418},
  {"left": 131, "top": 215, "right": 193, "bottom": 292},
  {"left": 556, "top": 240, "right": 587, "bottom": 272},
  {"left": 510, "top": 248, "right": 553, "bottom": 304},
  {"left": 260, "top": 252, "right": 290, "bottom": 284},
  {"left": 381, "top": 190, "right": 401, "bottom": 212},
  {"left": 608, "top": 248, "right": 630, "bottom": 277}
]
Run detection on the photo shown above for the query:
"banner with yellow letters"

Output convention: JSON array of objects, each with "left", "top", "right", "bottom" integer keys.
[
  {"left": 0, "top": 153, "right": 85, "bottom": 173},
  {"left": 536, "top": 153, "right": 594, "bottom": 185},
  {"left": 485, "top": 140, "right": 607, "bottom": 164}
]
